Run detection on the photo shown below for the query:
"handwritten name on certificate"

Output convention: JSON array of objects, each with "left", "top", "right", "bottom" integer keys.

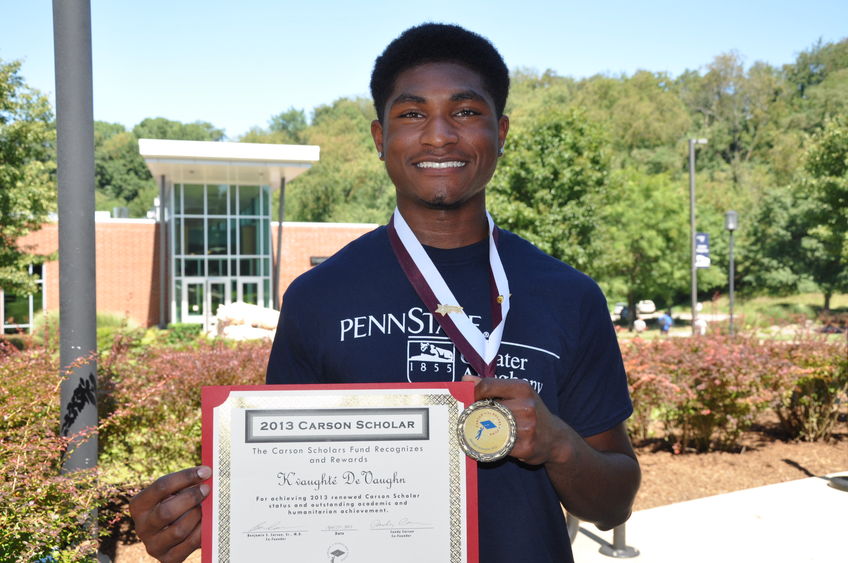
[{"left": 201, "top": 383, "right": 478, "bottom": 563}]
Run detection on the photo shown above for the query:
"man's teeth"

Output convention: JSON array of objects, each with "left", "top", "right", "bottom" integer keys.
[{"left": 416, "top": 161, "right": 465, "bottom": 169}]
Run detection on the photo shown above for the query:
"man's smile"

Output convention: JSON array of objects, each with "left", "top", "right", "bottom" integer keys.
[{"left": 415, "top": 161, "right": 466, "bottom": 169}]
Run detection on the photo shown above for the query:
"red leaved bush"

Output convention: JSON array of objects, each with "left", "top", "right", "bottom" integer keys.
[
  {"left": 622, "top": 334, "right": 845, "bottom": 452},
  {"left": 99, "top": 338, "right": 270, "bottom": 485},
  {"left": 0, "top": 342, "right": 117, "bottom": 561}
]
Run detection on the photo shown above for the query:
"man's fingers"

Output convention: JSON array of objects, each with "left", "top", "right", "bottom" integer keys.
[
  {"left": 145, "top": 482, "right": 209, "bottom": 532},
  {"left": 148, "top": 505, "right": 203, "bottom": 562},
  {"left": 472, "top": 376, "right": 534, "bottom": 401},
  {"left": 131, "top": 466, "right": 211, "bottom": 515}
]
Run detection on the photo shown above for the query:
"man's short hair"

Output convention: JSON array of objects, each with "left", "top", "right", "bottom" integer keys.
[{"left": 369, "top": 23, "right": 510, "bottom": 123}]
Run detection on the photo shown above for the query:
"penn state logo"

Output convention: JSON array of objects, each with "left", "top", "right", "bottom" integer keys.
[{"left": 407, "top": 338, "right": 455, "bottom": 382}]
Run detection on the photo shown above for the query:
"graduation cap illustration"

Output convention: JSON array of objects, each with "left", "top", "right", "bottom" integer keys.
[
  {"left": 476, "top": 419, "right": 497, "bottom": 440},
  {"left": 330, "top": 547, "right": 347, "bottom": 562}
]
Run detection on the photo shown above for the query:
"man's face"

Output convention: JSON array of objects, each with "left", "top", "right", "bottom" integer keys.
[{"left": 371, "top": 62, "right": 508, "bottom": 210}]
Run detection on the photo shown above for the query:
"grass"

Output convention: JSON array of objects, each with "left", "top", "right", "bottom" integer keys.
[
  {"left": 614, "top": 292, "right": 848, "bottom": 342},
  {"left": 699, "top": 292, "right": 848, "bottom": 325}
]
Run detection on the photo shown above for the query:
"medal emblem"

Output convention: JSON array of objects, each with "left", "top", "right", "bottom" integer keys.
[{"left": 456, "top": 399, "right": 517, "bottom": 463}]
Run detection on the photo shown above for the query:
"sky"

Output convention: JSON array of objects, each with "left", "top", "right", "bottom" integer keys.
[{"left": 2, "top": 0, "right": 846, "bottom": 140}]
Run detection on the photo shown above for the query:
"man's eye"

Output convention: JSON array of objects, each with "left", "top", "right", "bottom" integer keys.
[
  {"left": 398, "top": 111, "right": 423, "bottom": 118},
  {"left": 455, "top": 108, "right": 480, "bottom": 117}
]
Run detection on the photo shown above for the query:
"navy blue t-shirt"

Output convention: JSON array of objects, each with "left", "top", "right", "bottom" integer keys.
[{"left": 267, "top": 225, "right": 632, "bottom": 563}]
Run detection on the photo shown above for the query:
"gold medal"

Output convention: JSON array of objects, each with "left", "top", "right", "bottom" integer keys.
[{"left": 456, "top": 399, "right": 517, "bottom": 463}]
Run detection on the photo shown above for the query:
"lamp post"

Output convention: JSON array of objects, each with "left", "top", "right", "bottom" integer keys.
[
  {"left": 725, "top": 210, "right": 738, "bottom": 336},
  {"left": 689, "top": 138, "right": 707, "bottom": 336}
]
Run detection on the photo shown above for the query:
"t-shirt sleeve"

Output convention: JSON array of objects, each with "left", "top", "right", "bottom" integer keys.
[
  {"left": 558, "top": 280, "right": 633, "bottom": 437},
  {"left": 266, "top": 283, "right": 323, "bottom": 385}
]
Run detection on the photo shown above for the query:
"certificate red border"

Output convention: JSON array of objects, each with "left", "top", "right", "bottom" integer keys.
[{"left": 201, "top": 382, "right": 479, "bottom": 563}]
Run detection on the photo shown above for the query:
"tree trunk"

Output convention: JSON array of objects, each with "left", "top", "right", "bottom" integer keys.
[{"left": 823, "top": 291, "right": 832, "bottom": 314}]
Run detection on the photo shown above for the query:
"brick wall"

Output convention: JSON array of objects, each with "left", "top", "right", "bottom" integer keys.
[
  {"left": 16, "top": 220, "right": 161, "bottom": 326},
  {"left": 272, "top": 222, "right": 377, "bottom": 304},
  {"left": 12, "top": 220, "right": 377, "bottom": 327}
]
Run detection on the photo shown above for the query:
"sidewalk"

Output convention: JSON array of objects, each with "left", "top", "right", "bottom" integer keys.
[{"left": 571, "top": 472, "right": 848, "bottom": 563}]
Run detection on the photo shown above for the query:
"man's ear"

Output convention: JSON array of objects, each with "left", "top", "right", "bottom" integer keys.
[
  {"left": 498, "top": 115, "right": 510, "bottom": 152},
  {"left": 371, "top": 119, "right": 384, "bottom": 158}
]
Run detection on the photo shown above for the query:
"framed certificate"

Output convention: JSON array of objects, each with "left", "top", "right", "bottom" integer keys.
[{"left": 201, "top": 383, "right": 478, "bottom": 562}]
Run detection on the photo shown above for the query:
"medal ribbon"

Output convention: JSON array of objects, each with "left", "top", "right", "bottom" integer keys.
[{"left": 387, "top": 208, "right": 510, "bottom": 378}]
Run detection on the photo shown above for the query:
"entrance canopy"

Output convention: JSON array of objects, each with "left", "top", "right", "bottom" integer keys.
[{"left": 139, "top": 139, "right": 319, "bottom": 185}]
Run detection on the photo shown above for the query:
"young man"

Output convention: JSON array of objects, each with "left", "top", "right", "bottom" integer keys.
[{"left": 130, "top": 24, "right": 640, "bottom": 563}]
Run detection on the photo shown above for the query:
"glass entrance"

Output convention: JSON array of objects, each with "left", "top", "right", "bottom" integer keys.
[
  {"left": 182, "top": 278, "right": 231, "bottom": 329},
  {"left": 236, "top": 278, "right": 262, "bottom": 306},
  {"left": 183, "top": 280, "right": 205, "bottom": 324}
]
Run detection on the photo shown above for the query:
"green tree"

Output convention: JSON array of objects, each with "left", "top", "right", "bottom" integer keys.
[
  {"left": 132, "top": 117, "right": 225, "bottom": 141},
  {"left": 594, "top": 169, "right": 689, "bottom": 315},
  {"left": 285, "top": 97, "right": 394, "bottom": 224},
  {"left": 571, "top": 71, "right": 691, "bottom": 167},
  {"left": 269, "top": 107, "right": 307, "bottom": 143},
  {"left": 240, "top": 107, "right": 308, "bottom": 145},
  {"left": 745, "top": 119, "right": 848, "bottom": 310},
  {"left": 0, "top": 59, "right": 55, "bottom": 295},
  {"left": 94, "top": 122, "right": 155, "bottom": 216},
  {"left": 784, "top": 38, "right": 848, "bottom": 98},
  {"left": 488, "top": 109, "right": 610, "bottom": 272},
  {"left": 801, "top": 118, "right": 848, "bottom": 310}
]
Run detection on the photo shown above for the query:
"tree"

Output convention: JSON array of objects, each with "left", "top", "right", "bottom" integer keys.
[
  {"left": 593, "top": 169, "right": 689, "bottom": 316},
  {"left": 269, "top": 107, "right": 307, "bottom": 144},
  {"left": 94, "top": 122, "right": 155, "bottom": 216},
  {"left": 0, "top": 59, "right": 55, "bottom": 295},
  {"left": 801, "top": 118, "right": 848, "bottom": 310},
  {"left": 132, "top": 117, "right": 225, "bottom": 141},
  {"left": 571, "top": 71, "right": 691, "bottom": 162},
  {"left": 240, "top": 107, "right": 308, "bottom": 145},
  {"left": 488, "top": 109, "right": 610, "bottom": 273},
  {"left": 745, "top": 119, "right": 848, "bottom": 310},
  {"left": 285, "top": 97, "right": 394, "bottom": 224}
]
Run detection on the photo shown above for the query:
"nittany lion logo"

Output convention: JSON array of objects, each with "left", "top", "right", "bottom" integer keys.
[{"left": 407, "top": 338, "right": 455, "bottom": 382}]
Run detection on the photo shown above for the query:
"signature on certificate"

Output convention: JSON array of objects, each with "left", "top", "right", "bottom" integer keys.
[
  {"left": 370, "top": 517, "right": 432, "bottom": 530},
  {"left": 245, "top": 521, "right": 299, "bottom": 534}
]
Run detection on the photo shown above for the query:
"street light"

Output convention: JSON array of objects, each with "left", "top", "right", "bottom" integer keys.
[
  {"left": 725, "top": 210, "right": 738, "bottom": 336},
  {"left": 689, "top": 138, "right": 707, "bottom": 336}
]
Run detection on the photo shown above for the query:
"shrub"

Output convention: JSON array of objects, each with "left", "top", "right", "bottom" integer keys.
[
  {"left": 0, "top": 343, "right": 118, "bottom": 561},
  {"left": 769, "top": 336, "right": 848, "bottom": 441},
  {"left": 98, "top": 339, "right": 270, "bottom": 485},
  {"left": 164, "top": 323, "right": 204, "bottom": 346},
  {"left": 623, "top": 335, "right": 795, "bottom": 452}
]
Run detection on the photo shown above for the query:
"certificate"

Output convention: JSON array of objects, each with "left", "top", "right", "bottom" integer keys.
[{"left": 201, "top": 383, "right": 478, "bottom": 563}]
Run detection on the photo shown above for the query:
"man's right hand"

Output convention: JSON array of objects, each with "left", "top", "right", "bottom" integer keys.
[{"left": 129, "top": 466, "right": 211, "bottom": 563}]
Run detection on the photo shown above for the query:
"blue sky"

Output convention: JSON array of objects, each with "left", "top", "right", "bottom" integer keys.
[{"left": 2, "top": 0, "right": 846, "bottom": 139}]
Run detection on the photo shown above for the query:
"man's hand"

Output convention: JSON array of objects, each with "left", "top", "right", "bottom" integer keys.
[
  {"left": 129, "top": 466, "right": 211, "bottom": 563},
  {"left": 462, "top": 374, "right": 568, "bottom": 466}
]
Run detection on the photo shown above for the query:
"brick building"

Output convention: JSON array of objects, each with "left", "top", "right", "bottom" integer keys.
[{"left": 1, "top": 140, "right": 378, "bottom": 333}]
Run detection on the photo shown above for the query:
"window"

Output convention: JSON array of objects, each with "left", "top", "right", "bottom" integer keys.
[{"left": 2, "top": 264, "right": 44, "bottom": 334}]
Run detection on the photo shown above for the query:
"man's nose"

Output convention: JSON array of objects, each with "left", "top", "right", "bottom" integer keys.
[{"left": 420, "top": 115, "right": 459, "bottom": 147}]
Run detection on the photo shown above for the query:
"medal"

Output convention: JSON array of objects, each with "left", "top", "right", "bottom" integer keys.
[{"left": 456, "top": 399, "right": 517, "bottom": 462}]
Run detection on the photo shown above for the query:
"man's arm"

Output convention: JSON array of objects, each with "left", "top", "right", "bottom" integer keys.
[
  {"left": 465, "top": 376, "right": 640, "bottom": 530},
  {"left": 129, "top": 466, "right": 211, "bottom": 563}
]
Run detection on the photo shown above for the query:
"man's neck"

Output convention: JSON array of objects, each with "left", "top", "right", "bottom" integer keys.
[{"left": 397, "top": 199, "right": 489, "bottom": 249}]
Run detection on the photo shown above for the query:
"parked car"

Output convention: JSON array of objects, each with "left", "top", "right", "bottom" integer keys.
[{"left": 636, "top": 300, "right": 657, "bottom": 314}]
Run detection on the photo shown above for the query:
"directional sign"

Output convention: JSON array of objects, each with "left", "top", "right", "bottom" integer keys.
[{"left": 695, "top": 232, "right": 711, "bottom": 268}]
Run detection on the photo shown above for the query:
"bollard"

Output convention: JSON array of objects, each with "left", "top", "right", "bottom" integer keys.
[{"left": 599, "top": 523, "right": 640, "bottom": 558}]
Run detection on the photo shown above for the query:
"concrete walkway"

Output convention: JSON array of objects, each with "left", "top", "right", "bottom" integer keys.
[{"left": 571, "top": 472, "right": 848, "bottom": 563}]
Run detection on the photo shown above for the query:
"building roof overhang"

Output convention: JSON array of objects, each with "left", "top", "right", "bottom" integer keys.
[{"left": 139, "top": 139, "right": 320, "bottom": 186}]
